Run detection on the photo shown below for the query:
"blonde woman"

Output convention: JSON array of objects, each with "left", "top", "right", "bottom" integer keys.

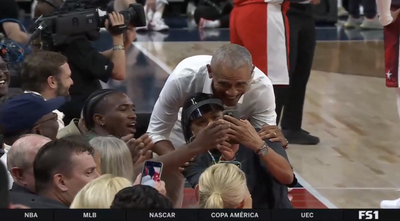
[
  {"left": 70, "top": 174, "right": 131, "bottom": 208},
  {"left": 89, "top": 136, "right": 134, "bottom": 183},
  {"left": 195, "top": 163, "right": 252, "bottom": 209}
]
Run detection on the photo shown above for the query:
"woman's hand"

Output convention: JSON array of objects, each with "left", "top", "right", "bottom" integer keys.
[{"left": 223, "top": 115, "right": 263, "bottom": 152}]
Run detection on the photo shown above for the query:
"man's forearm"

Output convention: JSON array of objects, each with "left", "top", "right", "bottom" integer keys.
[
  {"left": 101, "top": 36, "right": 126, "bottom": 80},
  {"left": 8, "top": 31, "right": 29, "bottom": 45},
  {"left": 249, "top": 139, "right": 293, "bottom": 185},
  {"left": 153, "top": 140, "right": 176, "bottom": 156},
  {"left": 133, "top": 142, "right": 201, "bottom": 174},
  {"left": 260, "top": 147, "right": 293, "bottom": 185}
]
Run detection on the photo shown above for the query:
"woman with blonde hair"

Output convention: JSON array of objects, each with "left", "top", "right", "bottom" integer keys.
[
  {"left": 70, "top": 174, "right": 131, "bottom": 208},
  {"left": 195, "top": 163, "right": 252, "bottom": 209},
  {"left": 89, "top": 136, "right": 135, "bottom": 183}
]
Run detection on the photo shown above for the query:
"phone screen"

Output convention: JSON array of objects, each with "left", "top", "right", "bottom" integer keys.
[
  {"left": 140, "top": 161, "right": 163, "bottom": 187},
  {"left": 222, "top": 110, "right": 240, "bottom": 119}
]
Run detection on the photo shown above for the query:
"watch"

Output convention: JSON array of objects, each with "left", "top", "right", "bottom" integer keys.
[{"left": 255, "top": 141, "right": 269, "bottom": 156}]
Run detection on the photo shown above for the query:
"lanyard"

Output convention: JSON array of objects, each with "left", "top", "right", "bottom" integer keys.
[{"left": 208, "top": 151, "right": 218, "bottom": 165}]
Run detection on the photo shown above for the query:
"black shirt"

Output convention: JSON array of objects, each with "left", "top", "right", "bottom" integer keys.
[
  {"left": 0, "top": 0, "right": 19, "bottom": 37},
  {"left": 183, "top": 140, "right": 293, "bottom": 209},
  {"left": 58, "top": 38, "right": 114, "bottom": 123}
]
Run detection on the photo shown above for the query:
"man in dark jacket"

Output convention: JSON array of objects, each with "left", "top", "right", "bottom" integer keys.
[{"left": 182, "top": 93, "right": 296, "bottom": 208}]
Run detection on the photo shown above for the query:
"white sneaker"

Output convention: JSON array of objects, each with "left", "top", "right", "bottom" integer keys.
[
  {"left": 338, "top": 6, "right": 348, "bottom": 17},
  {"left": 149, "top": 18, "right": 169, "bottom": 31},
  {"left": 344, "top": 17, "right": 362, "bottom": 28},
  {"left": 360, "top": 17, "right": 383, "bottom": 30},
  {"left": 381, "top": 198, "right": 400, "bottom": 208}
]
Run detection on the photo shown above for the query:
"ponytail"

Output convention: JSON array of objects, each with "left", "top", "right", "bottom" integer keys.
[{"left": 204, "top": 192, "right": 224, "bottom": 209}]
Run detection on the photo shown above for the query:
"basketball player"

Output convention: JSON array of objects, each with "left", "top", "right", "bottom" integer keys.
[
  {"left": 376, "top": 0, "right": 400, "bottom": 209},
  {"left": 230, "top": 0, "right": 319, "bottom": 144}
]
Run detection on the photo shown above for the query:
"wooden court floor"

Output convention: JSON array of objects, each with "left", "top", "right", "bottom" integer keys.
[{"left": 130, "top": 41, "right": 400, "bottom": 208}]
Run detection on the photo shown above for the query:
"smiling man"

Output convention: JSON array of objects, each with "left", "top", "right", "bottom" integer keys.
[
  {"left": 147, "top": 44, "right": 278, "bottom": 208},
  {"left": 148, "top": 44, "right": 277, "bottom": 155},
  {"left": 0, "top": 57, "right": 9, "bottom": 99}
]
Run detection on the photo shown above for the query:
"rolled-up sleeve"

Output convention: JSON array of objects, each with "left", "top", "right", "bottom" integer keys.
[
  {"left": 376, "top": 0, "right": 393, "bottom": 26},
  {"left": 250, "top": 80, "right": 277, "bottom": 127},
  {"left": 147, "top": 78, "right": 183, "bottom": 144}
]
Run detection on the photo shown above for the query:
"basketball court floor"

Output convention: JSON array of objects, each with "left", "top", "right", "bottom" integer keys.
[{"left": 94, "top": 24, "right": 400, "bottom": 209}]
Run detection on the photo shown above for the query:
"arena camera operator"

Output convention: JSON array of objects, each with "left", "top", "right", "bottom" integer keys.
[{"left": 30, "top": 0, "right": 142, "bottom": 124}]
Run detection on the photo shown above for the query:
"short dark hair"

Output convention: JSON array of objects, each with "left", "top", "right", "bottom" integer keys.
[
  {"left": 33, "top": 135, "right": 94, "bottom": 193},
  {"left": 0, "top": 162, "right": 10, "bottom": 208},
  {"left": 21, "top": 51, "right": 67, "bottom": 93},
  {"left": 111, "top": 185, "right": 173, "bottom": 209},
  {"left": 82, "top": 89, "right": 119, "bottom": 129},
  {"left": 33, "top": 0, "right": 63, "bottom": 18}
]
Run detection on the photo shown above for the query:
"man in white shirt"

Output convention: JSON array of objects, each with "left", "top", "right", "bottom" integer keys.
[
  {"left": 147, "top": 44, "right": 278, "bottom": 155},
  {"left": 376, "top": 0, "right": 400, "bottom": 209},
  {"left": 147, "top": 44, "right": 284, "bottom": 208}
]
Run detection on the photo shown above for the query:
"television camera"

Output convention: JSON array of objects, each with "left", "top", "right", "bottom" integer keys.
[{"left": 29, "top": 0, "right": 146, "bottom": 49}]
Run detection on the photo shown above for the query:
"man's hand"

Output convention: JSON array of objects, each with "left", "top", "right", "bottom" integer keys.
[
  {"left": 126, "top": 134, "right": 154, "bottom": 164},
  {"left": 124, "top": 26, "right": 136, "bottom": 49},
  {"left": 258, "top": 125, "right": 288, "bottom": 148},
  {"left": 223, "top": 115, "right": 263, "bottom": 152},
  {"left": 105, "top": 12, "right": 126, "bottom": 36},
  {"left": 310, "top": 0, "right": 320, "bottom": 5},
  {"left": 217, "top": 142, "right": 239, "bottom": 161},
  {"left": 179, "top": 157, "right": 195, "bottom": 172},
  {"left": 191, "top": 120, "right": 230, "bottom": 150}
]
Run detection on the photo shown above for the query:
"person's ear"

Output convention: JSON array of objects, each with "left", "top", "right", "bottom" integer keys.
[
  {"left": 47, "top": 76, "right": 57, "bottom": 90},
  {"left": 53, "top": 173, "right": 68, "bottom": 192},
  {"left": 236, "top": 199, "right": 245, "bottom": 209},
  {"left": 10, "top": 167, "right": 24, "bottom": 182},
  {"left": 207, "top": 64, "right": 213, "bottom": 78},
  {"left": 31, "top": 125, "right": 42, "bottom": 136},
  {"left": 194, "top": 184, "right": 200, "bottom": 202},
  {"left": 93, "top": 114, "right": 105, "bottom": 127}
]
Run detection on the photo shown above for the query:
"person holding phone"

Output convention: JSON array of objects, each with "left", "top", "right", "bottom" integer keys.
[{"left": 182, "top": 93, "right": 295, "bottom": 208}]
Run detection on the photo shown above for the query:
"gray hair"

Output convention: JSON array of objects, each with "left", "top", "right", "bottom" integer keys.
[
  {"left": 89, "top": 136, "right": 134, "bottom": 182},
  {"left": 7, "top": 134, "right": 51, "bottom": 171},
  {"left": 210, "top": 44, "right": 253, "bottom": 71}
]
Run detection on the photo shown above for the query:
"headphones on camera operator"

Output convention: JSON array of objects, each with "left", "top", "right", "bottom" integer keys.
[{"left": 28, "top": 0, "right": 146, "bottom": 50}]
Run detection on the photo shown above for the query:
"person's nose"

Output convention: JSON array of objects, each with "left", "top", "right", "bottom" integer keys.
[
  {"left": 128, "top": 110, "right": 137, "bottom": 120},
  {"left": 225, "top": 87, "right": 238, "bottom": 98}
]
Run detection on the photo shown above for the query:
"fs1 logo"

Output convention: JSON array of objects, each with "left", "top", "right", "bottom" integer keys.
[{"left": 358, "top": 211, "right": 379, "bottom": 220}]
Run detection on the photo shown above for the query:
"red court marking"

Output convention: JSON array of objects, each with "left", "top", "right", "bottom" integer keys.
[{"left": 182, "top": 188, "right": 328, "bottom": 208}]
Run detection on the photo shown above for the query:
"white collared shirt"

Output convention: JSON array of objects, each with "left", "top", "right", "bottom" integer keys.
[
  {"left": 147, "top": 55, "right": 277, "bottom": 148},
  {"left": 23, "top": 91, "right": 65, "bottom": 130}
]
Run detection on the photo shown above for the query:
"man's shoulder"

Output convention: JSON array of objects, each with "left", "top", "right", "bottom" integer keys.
[
  {"left": 251, "top": 66, "right": 273, "bottom": 87},
  {"left": 170, "top": 55, "right": 211, "bottom": 79}
]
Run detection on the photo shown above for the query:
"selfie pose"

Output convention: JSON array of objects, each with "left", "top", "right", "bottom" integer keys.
[
  {"left": 146, "top": 44, "right": 288, "bottom": 207},
  {"left": 182, "top": 93, "right": 296, "bottom": 209}
]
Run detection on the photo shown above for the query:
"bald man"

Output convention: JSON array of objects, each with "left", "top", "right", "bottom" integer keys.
[
  {"left": 7, "top": 134, "right": 51, "bottom": 196},
  {"left": 147, "top": 44, "right": 288, "bottom": 207}
]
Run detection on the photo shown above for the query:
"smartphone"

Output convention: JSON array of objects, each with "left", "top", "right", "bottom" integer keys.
[
  {"left": 219, "top": 161, "right": 242, "bottom": 169},
  {"left": 222, "top": 110, "right": 240, "bottom": 119},
  {"left": 140, "top": 161, "right": 163, "bottom": 187}
]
